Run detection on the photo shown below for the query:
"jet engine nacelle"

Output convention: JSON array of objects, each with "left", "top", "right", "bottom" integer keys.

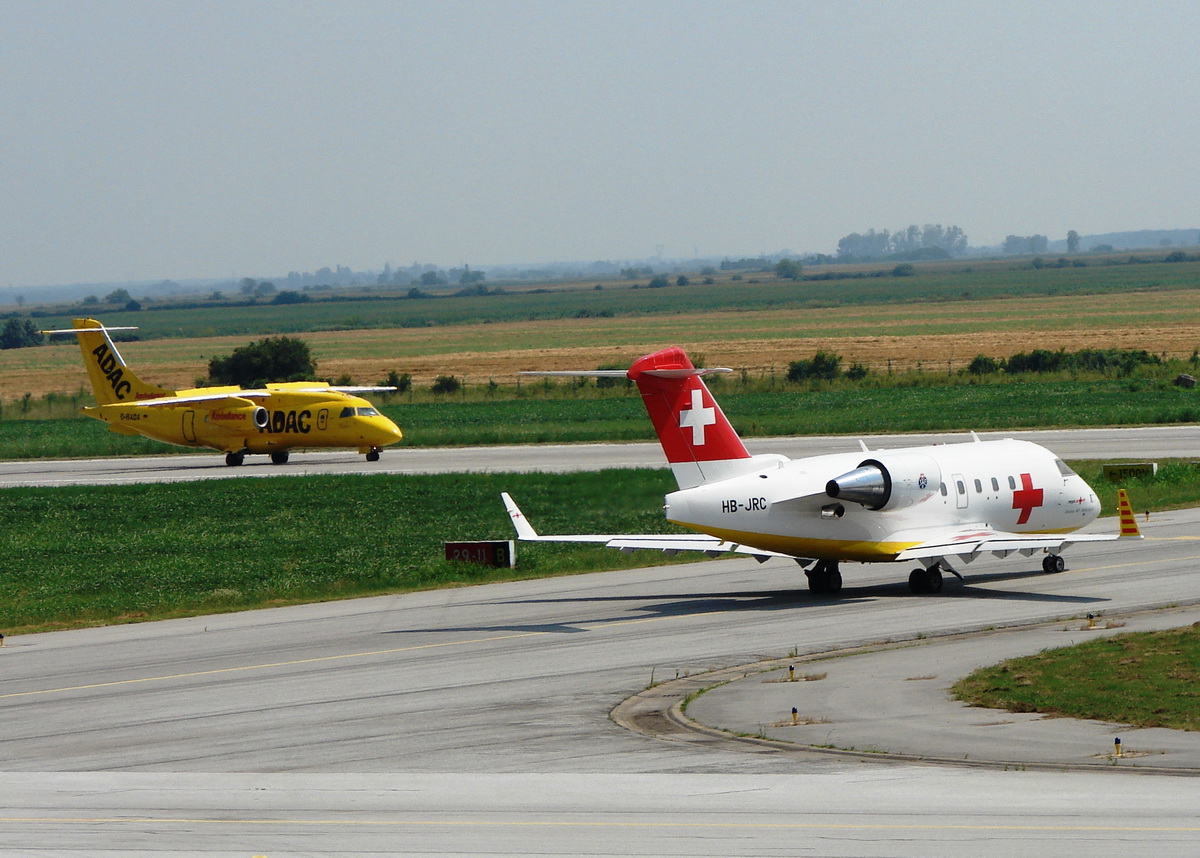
[
  {"left": 825, "top": 453, "right": 942, "bottom": 511},
  {"left": 208, "top": 405, "right": 270, "bottom": 429}
]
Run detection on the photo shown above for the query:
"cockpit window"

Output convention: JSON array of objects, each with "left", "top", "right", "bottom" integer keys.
[
  {"left": 358, "top": 407, "right": 380, "bottom": 417},
  {"left": 1054, "top": 458, "right": 1077, "bottom": 476},
  {"left": 339, "top": 407, "right": 355, "bottom": 418},
  {"left": 340, "top": 406, "right": 380, "bottom": 418}
]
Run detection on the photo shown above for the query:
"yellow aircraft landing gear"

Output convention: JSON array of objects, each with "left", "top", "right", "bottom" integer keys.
[{"left": 270, "top": 451, "right": 290, "bottom": 465}]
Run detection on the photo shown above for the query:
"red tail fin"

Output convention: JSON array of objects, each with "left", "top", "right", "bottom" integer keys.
[{"left": 627, "top": 348, "right": 752, "bottom": 486}]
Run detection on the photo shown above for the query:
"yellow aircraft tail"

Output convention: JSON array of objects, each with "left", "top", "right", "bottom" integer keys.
[{"left": 54, "top": 319, "right": 173, "bottom": 405}]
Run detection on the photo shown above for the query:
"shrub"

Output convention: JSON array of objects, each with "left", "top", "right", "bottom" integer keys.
[
  {"left": 967, "top": 355, "right": 1001, "bottom": 375},
  {"left": 208, "top": 336, "right": 317, "bottom": 387},
  {"left": 787, "top": 351, "right": 841, "bottom": 382}
]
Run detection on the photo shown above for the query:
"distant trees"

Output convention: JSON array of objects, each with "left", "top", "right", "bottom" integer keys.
[
  {"left": 1002, "top": 234, "right": 1049, "bottom": 255},
  {"left": 836, "top": 224, "right": 967, "bottom": 259},
  {"left": 969, "top": 348, "right": 1161, "bottom": 376},
  {"left": 0, "top": 318, "right": 42, "bottom": 350},
  {"left": 378, "top": 370, "right": 412, "bottom": 394},
  {"left": 774, "top": 258, "right": 803, "bottom": 280},
  {"left": 104, "top": 288, "right": 132, "bottom": 304},
  {"left": 237, "top": 278, "right": 277, "bottom": 298},
  {"left": 208, "top": 336, "right": 317, "bottom": 387},
  {"left": 1067, "top": 230, "right": 1081, "bottom": 254},
  {"left": 787, "top": 351, "right": 841, "bottom": 381}
]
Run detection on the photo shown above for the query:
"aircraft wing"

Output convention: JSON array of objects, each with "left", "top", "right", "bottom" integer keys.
[
  {"left": 893, "top": 528, "right": 1126, "bottom": 563},
  {"left": 895, "top": 489, "right": 1141, "bottom": 563},
  {"left": 285, "top": 385, "right": 397, "bottom": 393},
  {"left": 105, "top": 392, "right": 270, "bottom": 407},
  {"left": 501, "top": 493, "right": 794, "bottom": 561}
]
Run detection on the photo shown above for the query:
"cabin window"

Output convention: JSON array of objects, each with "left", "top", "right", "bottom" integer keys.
[
  {"left": 1008, "top": 475, "right": 1016, "bottom": 490},
  {"left": 939, "top": 483, "right": 948, "bottom": 496},
  {"left": 956, "top": 480, "right": 967, "bottom": 495},
  {"left": 973, "top": 479, "right": 982, "bottom": 493},
  {"left": 991, "top": 477, "right": 999, "bottom": 491}
]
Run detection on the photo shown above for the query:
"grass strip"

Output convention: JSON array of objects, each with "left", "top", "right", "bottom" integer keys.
[
  {"left": 5, "top": 375, "right": 1200, "bottom": 459},
  {"left": 0, "top": 469, "right": 682, "bottom": 635},
  {"left": 0, "top": 458, "right": 1194, "bottom": 636},
  {"left": 952, "top": 624, "right": 1200, "bottom": 731}
]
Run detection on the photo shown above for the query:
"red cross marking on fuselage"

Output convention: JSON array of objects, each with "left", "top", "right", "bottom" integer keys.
[{"left": 1012, "top": 472, "right": 1044, "bottom": 525}]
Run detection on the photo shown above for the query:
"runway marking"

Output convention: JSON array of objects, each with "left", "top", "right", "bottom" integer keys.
[{"left": 0, "top": 815, "right": 1198, "bottom": 833}]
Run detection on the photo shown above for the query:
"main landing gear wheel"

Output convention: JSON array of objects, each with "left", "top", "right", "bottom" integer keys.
[
  {"left": 1042, "top": 554, "right": 1066, "bottom": 574},
  {"left": 365, "top": 449, "right": 381, "bottom": 462},
  {"left": 225, "top": 451, "right": 245, "bottom": 467},
  {"left": 908, "top": 565, "right": 944, "bottom": 594},
  {"left": 805, "top": 560, "right": 843, "bottom": 595},
  {"left": 270, "top": 451, "right": 290, "bottom": 465}
]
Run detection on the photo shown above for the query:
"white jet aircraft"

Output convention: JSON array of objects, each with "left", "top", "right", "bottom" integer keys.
[{"left": 502, "top": 346, "right": 1141, "bottom": 594}]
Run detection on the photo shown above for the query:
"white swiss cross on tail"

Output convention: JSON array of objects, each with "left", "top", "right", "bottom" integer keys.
[{"left": 678, "top": 388, "right": 716, "bottom": 445}]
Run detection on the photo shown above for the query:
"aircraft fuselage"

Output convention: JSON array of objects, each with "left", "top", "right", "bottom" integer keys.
[{"left": 664, "top": 439, "right": 1101, "bottom": 561}]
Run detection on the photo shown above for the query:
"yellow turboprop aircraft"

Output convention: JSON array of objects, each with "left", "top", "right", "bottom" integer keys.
[{"left": 45, "top": 318, "right": 403, "bottom": 466}]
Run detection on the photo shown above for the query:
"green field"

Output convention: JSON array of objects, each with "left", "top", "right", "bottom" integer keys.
[
  {"left": 952, "top": 625, "right": 1200, "bottom": 731},
  {"left": 0, "top": 470, "right": 681, "bottom": 634},
  {"left": 3, "top": 373, "right": 1199, "bottom": 460},
  {"left": 0, "top": 460, "right": 1190, "bottom": 635},
  {"left": 25, "top": 254, "right": 1200, "bottom": 339}
]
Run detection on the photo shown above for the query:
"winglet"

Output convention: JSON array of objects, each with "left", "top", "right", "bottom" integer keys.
[
  {"left": 1116, "top": 488, "right": 1142, "bottom": 538},
  {"left": 501, "top": 493, "right": 540, "bottom": 541}
]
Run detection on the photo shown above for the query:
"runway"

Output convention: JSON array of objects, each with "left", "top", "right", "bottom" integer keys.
[
  {"left": 2, "top": 428, "right": 1200, "bottom": 855},
  {"left": 1, "top": 423, "right": 1198, "bottom": 487}
]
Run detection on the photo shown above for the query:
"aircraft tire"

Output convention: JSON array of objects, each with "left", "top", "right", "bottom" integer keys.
[
  {"left": 1042, "top": 554, "right": 1066, "bottom": 574},
  {"left": 908, "top": 568, "right": 925, "bottom": 594},
  {"left": 908, "top": 566, "right": 943, "bottom": 594},
  {"left": 270, "top": 451, "right": 289, "bottom": 465},
  {"left": 827, "top": 568, "right": 843, "bottom": 593},
  {"left": 926, "top": 566, "right": 943, "bottom": 593},
  {"left": 225, "top": 451, "right": 245, "bottom": 467},
  {"left": 806, "top": 561, "right": 842, "bottom": 595},
  {"left": 366, "top": 450, "right": 381, "bottom": 462}
]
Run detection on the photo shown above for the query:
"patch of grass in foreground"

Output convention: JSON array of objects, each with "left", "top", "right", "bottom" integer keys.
[
  {"left": 0, "top": 469, "right": 681, "bottom": 635},
  {"left": 952, "top": 624, "right": 1200, "bottom": 731},
  {"left": 3, "top": 457, "right": 1198, "bottom": 636}
]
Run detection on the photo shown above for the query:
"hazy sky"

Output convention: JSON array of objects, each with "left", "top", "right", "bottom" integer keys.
[{"left": 3, "top": 0, "right": 1197, "bottom": 288}]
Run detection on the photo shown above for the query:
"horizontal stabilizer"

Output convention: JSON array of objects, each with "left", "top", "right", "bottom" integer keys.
[
  {"left": 520, "top": 368, "right": 732, "bottom": 379},
  {"left": 501, "top": 493, "right": 792, "bottom": 560},
  {"left": 42, "top": 326, "right": 139, "bottom": 335}
]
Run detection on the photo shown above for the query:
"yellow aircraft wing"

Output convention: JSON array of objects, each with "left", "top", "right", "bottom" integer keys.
[{"left": 117, "top": 391, "right": 270, "bottom": 407}]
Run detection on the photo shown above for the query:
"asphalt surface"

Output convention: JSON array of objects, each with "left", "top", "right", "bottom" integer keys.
[{"left": 3, "top": 431, "right": 1200, "bottom": 855}]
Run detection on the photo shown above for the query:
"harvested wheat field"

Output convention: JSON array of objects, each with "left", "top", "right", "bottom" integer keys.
[{"left": 8, "top": 289, "right": 1200, "bottom": 401}]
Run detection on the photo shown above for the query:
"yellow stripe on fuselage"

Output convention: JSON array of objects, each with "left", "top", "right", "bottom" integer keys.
[{"left": 671, "top": 521, "right": 919, "bottom": 562}]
